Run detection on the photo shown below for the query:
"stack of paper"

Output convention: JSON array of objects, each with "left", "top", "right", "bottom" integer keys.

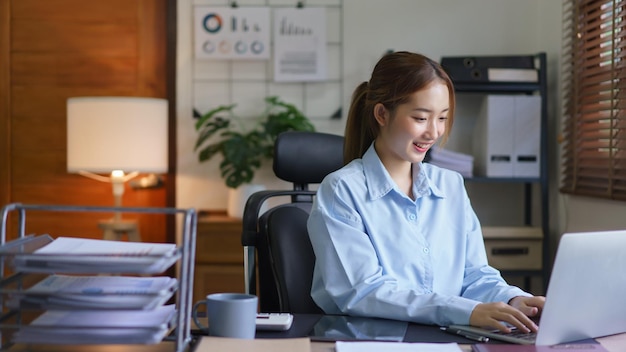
[
  {"left": 12, "top": 304, "right": 177, "bottom": 345},
  {"left": 427, "top": 146, "right": 474, "bottom": 178},
  {"left": 5, "top": 275, "right": 178, "bottom": 310},
  {"left": 10, "top": 236, "right": 180, "bottom": 274},
  {"left": 0, "top": 235, "right": 184, "bottom": 346}
]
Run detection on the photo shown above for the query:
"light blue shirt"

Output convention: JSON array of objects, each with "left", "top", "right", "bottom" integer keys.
[{"left": 307, "top": 144, "right": 530, "bottom": 326}]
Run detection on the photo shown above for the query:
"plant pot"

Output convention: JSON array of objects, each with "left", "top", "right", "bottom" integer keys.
[{"left": 227, "top": 184, "right": 266, "bottom": 218}]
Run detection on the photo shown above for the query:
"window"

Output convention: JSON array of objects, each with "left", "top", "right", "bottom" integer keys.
[{"left": 561, "top": 0, "right": 626, "bottom": 200}]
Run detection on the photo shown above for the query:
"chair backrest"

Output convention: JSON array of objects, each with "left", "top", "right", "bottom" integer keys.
[{"left": 241, "top": 131, "right": 344, "bottom": 314}]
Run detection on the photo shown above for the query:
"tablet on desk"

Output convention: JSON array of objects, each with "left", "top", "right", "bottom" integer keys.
[{"left": 307, "top": 315, "right": 408, "bottom": 342}]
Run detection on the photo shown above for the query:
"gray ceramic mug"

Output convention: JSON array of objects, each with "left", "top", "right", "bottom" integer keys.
[{"left": 192, "top": 293, "right": 258, "bottom": 339}]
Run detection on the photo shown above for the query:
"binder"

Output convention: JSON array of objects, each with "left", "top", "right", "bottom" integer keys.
[
  {"left": 441, "top": 55, "right": 537, "bottom": 84},
  {"left": 513, "top": 95, "right": 541, "bottom": 177},
  {"left": 474, "top": 95, "right": 515, "bottom": 177},
  {"left": 474, "top": 95, "right": 540, "bottom": 177}
]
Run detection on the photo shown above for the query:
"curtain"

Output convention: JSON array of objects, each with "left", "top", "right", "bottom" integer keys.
[{"left": 561, "top": 0, "right": 626, "bottom": 200}]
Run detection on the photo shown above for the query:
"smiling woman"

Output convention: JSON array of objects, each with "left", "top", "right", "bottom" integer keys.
[{"left": 307, "top": 51, "right": 545, "bottom": 332}]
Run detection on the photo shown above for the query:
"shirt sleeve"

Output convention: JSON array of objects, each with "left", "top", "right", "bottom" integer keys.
[{"left": 460, "top": 194, "right": 532, "bottom": 303}]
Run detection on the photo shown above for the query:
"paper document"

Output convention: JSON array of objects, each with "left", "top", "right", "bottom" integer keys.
[
  {"left": 12, "top": 304, "right": 176, "bottom": 345},
  {"left": 6, "top": 275, "right": 177, "bottom": 310},
  {"left": 336, "top": 341, "right": 462, "bottom": 352},
  {"left": 428, "top": 146, "right": 474, "bottom": 178},
  {"left": 11, "top": 236, "right": 180, "bottom": 274},
  {"left": 194, "top": 336, "right": 311, "bottom": 352}
]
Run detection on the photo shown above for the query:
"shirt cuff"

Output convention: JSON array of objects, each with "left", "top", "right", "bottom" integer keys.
[{"left": 442, "top": 295, "right": 481, "bottom": 325}]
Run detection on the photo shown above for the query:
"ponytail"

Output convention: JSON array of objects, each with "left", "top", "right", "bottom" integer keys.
[{"left": 343, "top": 81, "right": 375, "bottom": 163}]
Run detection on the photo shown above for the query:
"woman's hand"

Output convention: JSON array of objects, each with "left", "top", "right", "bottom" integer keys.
[
  {"left": 509, "top": 295, "right": 545, "bottom": 318},
  {"left": 469, "top": 296, "right": 545, "bottom": 333}
]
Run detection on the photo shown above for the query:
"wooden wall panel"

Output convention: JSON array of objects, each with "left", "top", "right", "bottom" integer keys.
[
  {"left": 11, "top": 20, "right": 137, "bottom": 53},
  {"left": 12, "top": 87, "right": 136, "bottom": 118},
  {"left": 12, "top": 114, "right": 66, "bottom": 151},
  {"left": 138, "top": 0, "right": 166, "bottom": 97},
  {"left": 1, "top": 0, "right": 171, "bottom": 244},
  {"left": 11, "top": 53, "right": 137, "bottom": 87},
  {"left": 12, "top": 0, "right": 136, "bottom": 21},
  {"left": 0, "top": 0, "right": 10, "bottom": 206}
]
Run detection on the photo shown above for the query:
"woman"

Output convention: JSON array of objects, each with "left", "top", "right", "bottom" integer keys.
[{"left": 307, "top": 51, "right": 544, "bottom": 333}]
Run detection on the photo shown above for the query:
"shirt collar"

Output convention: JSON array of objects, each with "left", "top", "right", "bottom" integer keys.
[{"left": 362, "top": 143, "right": 445, "bottom": 200}]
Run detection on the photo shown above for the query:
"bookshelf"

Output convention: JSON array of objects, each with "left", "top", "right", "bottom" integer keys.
[{"left": 442, "top": 53, "right": 550, "bottom": 295}]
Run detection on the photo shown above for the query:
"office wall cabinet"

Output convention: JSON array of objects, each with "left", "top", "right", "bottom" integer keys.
[
  {"left": 194, "top": 213, "right": 245, "bottom": 305},
  {"left": 443, "top": 53, "right": 549, "bottom": 294}
]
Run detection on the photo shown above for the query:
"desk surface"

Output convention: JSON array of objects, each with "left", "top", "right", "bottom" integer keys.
[
  {"left": 5, "top": 314, "right": 626, "bottom": 352},
  {"left": 5, "top": 336, "right": 625, "bottom": 352},
  {"left": 256, "top": 314, "right": 473, "bottom": 342},
  {"left": 257, "top": 314, "right": 626, "bottom": 352},
  {"left": 11, "top": 338, "right": 626, "bottom": 352},
  {"left": 306, "top": 332, "right": 626, "bottom": 352}
]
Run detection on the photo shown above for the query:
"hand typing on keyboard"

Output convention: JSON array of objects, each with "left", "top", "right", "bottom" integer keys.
[
  {"left": 491, "top": 325, "right": 538, "bottom": 342},
  {"left": 470, "top": 295, "right": 544, "bottom": 334}
]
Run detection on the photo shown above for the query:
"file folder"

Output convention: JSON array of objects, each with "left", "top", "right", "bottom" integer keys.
[
  {"left": 513, "top": 95, "right": 541, "bottom": 177},
  {"left": 474, "top": 95, "right": 515, "bottom": 177},
  {"left": 474, "top": 95, "right": 540, "bottom": 177}
]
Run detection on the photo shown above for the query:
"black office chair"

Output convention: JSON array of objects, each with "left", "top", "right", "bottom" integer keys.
[{"left": 241, "top": 131, "right": 344, "bottom": 314}]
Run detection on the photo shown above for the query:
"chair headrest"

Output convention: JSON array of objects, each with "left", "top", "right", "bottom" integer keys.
[{"left": 273, "top": 131, "right": 345, "bottom": 185}]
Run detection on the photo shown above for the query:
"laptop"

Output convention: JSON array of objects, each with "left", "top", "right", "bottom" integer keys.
[{"left": 447, "top": 229, "right": 626, "bottom": 345}]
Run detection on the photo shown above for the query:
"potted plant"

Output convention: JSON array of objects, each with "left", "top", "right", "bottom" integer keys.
[{"left": 194, "top": 96, "right": 315, "bottom": 215}]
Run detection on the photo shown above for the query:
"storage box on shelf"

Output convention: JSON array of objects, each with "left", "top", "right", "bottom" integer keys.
[
  {"left": 482, "top": 226, "right": 543, "bottom": 271},
  {"left": 0, "top": 203, "right": 197, "bottom": 352}
]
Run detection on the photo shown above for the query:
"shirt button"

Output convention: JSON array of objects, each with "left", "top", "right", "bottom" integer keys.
[
  {"left": 408, "top": 214, "right": 416, "bottom": 221},
  {"left": 423, "top": 248, "right": 430, "bottom": 254}
]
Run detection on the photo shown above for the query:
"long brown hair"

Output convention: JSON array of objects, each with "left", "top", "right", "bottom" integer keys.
[{"left": 343, "top": 51, "right": 455, "bottom": 163}]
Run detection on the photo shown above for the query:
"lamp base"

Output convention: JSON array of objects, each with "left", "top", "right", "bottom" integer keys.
[{"left": 98, "top": 219, "right": 141, "bottom": 242}]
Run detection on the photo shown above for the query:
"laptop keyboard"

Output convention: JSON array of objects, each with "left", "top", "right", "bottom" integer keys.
[{"left": 491, "top": 327, "right": 537, "bottom": 342}]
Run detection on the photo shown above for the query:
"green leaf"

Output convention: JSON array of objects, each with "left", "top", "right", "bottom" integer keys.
[
  {"left": 195, "top": 104, "right": 236, "bottom": 130},
  {"left": 194, "top": 120, "right": 231, "bottom": 150},
  {"left": 197, "top": 143, "right": 223, "bottom": 162}
]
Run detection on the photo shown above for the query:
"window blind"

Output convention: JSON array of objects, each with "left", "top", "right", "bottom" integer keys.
[{"left": 561, "top": 0, "right": 626, "bottom": 200}]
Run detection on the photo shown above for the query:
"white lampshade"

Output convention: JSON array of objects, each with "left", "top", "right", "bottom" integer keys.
[{"left": 67, "top": 97, "right": 168, "bottom": 174}]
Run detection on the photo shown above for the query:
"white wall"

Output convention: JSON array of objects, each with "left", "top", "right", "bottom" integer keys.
[
  {"left": 177, "top": 0, "right": 626, "bottom": 252},
  {"left": 342, "top": 0, "right": 549, "bottom": 113},
  {"left": 177, "top": 0, "right": 344, "bottom": 212}
]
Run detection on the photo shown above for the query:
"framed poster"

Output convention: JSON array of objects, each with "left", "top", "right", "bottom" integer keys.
[
  {"left": 195, "top": 6, "right": 270, "bottom": 60},
  {"left": 273, "top": 7, "right": 327, "bottom": 82}
]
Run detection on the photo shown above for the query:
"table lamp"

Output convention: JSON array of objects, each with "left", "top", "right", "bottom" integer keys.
[{"left": 66, "top": 97, "right": 168, "bottom": 228}]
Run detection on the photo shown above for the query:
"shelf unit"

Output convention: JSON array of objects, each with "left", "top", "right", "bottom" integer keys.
[
  {"left": 0, "top": 203, "right": 197, "bottom": 351},
  {"left": 444, "top": 53, "right": 550, "bottom": 294}
]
